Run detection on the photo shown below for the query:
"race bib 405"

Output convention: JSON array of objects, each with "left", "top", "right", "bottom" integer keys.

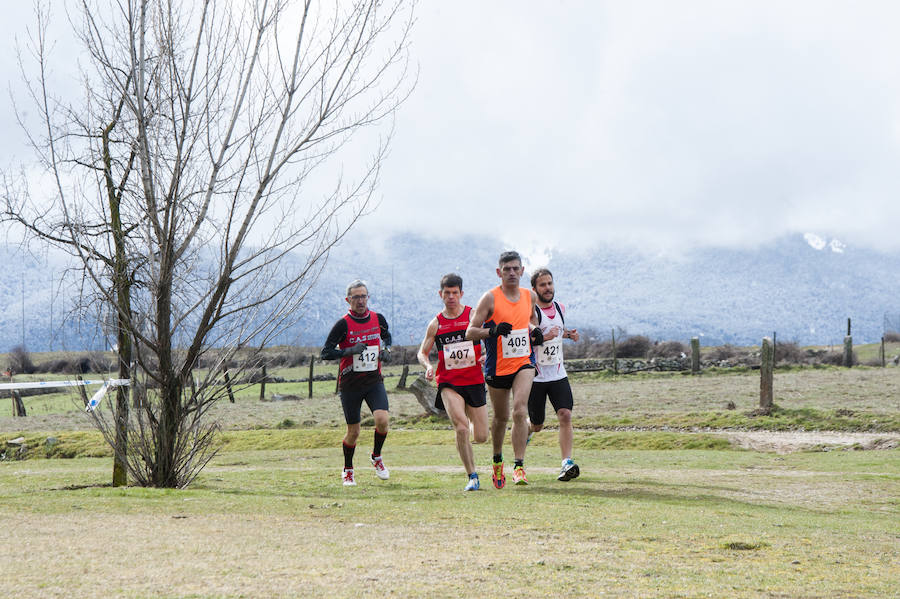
[{"left": 502, "top": 328, "right": 530, "bottom": 359}]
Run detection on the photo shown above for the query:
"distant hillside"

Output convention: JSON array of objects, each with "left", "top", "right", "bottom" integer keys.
[{"left": 3, "top": 233, "right": 899, "bottom": 351}]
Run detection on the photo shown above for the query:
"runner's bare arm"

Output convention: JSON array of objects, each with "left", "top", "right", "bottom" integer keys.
[
  {"left": 417, "top": 317, "right": 439, "bottom": 381},
  {"left": 528, "top": 290, "right": 545, "bottom": 345},
  {"left": 465, "top": 291, "right": 495, "bottom": 341},
  {"left": 529, "top": 290, "right": 540, "bottom": 328},
  {"left": 558, "top": 304, "right": 579, "bottom": 341}
]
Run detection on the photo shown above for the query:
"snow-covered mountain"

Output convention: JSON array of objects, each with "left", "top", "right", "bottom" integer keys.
[{"left": 3, "top": 233, "right": 899, "bottom": 351}]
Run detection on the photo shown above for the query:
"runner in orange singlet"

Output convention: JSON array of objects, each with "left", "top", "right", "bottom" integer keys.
[{"left": 466, "top": 251, "right": 542, "bottom": 488}]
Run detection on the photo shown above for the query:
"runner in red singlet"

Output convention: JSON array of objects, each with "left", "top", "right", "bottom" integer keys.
[
  {"left": 417, "top": 273, "right": 489, "bottom": 491},
  {"left": 321, "top": 279, "right": 392, "bottom": 487}
]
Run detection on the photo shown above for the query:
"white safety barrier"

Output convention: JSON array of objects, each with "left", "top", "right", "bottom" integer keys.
[{"left": 0, "top": 378, "right": 130, "bottom": 412}]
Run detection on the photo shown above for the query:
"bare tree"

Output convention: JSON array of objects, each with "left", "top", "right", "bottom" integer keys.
[{"left": 2, "top": 0, "right": 414, "bottom": 488}]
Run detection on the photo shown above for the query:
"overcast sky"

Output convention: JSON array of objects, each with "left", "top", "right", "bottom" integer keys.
[{"left": 4, "top": 1, "right": 900, "bottom": 256}]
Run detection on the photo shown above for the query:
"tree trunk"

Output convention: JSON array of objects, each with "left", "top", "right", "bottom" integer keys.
[
  {"left": 105, "top": 112, "right": 133, "bottom": 488},
  {"left": 153, "top": 378, "right": 182, "bottom": 488},
  {"left": 409, "top": 375, "right": 443, "bottom": 416},
  {"left": 153, "top": 268, "right": 181, "bottom": 488}
]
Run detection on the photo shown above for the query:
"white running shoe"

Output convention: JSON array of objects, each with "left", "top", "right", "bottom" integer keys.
[
  {"left": 342, "top": 468, "right": 356, "bottom": 486},
  {"left": 371, "top": 455, "right": 390, "bottom": 480},
  {"left": 557, "top": 458, "right": 580, "bottom": 481}
]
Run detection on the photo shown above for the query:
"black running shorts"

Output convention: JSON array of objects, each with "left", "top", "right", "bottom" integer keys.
[
  {"left": 340, "top": 382, "right": 389, "bottom": 425},
  {"left": 484, "top": 364, "right": 535, "bottom": 390},
  {"left": 436, "top": 383, "right": 487, "bottom": 411},
  {"left": 527, "top": 377, "right": 574, "bottom": 425}
]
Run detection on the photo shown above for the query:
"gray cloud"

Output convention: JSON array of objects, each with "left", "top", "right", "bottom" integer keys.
[
  {"left": 365, "top": 1, "right": 900, "bottom": 252},
  {"left": 4, "top": 2, "right": 900, "bottom": 253}
]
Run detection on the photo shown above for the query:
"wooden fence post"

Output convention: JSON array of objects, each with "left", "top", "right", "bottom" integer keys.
[
  {"left": 12, "top": 391, "right": 26, "bottom": 417},
  {"left": 842, "top": 335, "right": 853, "bottom": 368},
  {"left": 75, "top": 374, "right": 90, "bottom": 407},
  {"left": 691, "top": 337, "right": 700, "bottom": 374},
  {"left": 772, "top": 331, "right": 777, "bottom": 363},
  {"left": 881, "top": 336, "right": 886, "bottom": 368},
  {"left": 611, "top": 329, "right": 618, "bottom": 375},
  {"left": 397, "top": 364, "right": 409, "bottom": 389},
  {"left": 759, "top": 337, "right": 774, "bottom": 413},
  {"left": 308, "top": 356, "right": 315, "bottom": 399},
  {"left": 259, "top": 364, "right": 267, "bottom": 401},
  {"left": 223, "top": 369, "right": 236, "bottom": 403}
]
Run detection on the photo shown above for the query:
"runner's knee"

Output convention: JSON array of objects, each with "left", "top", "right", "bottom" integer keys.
[
  {"left": 512, "top": 403, "right": 528, "bottom": 422},
  {"left": 373, "top": 413, "right": 389, "bottom": 433},
  {"left": 472, "top": 429, "right": 488, "bottom": 444},
  {"left": 344, "top": 425, "right": 360, "bottom": 444}
]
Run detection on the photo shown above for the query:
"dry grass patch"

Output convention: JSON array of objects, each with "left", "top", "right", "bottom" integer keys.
[{"left": 1, "top": 446, "right": 898, "bottom": 598}]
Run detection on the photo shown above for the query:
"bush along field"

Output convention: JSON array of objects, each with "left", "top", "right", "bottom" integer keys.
[{"left": 1, "top": 347, "right": 898, "bottom": 598}]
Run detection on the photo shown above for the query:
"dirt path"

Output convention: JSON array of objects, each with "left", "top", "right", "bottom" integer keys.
[{"left": 717, "top": 431, "right": 900, "bottom": 453}]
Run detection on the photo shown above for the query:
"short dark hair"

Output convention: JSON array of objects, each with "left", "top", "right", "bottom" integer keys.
[
  {"left": 440, "top": 273, "right": 463, "bottom": 290},
  {"left": 530, "top": 268, "right": 553, "bottom": 288},
  {"left": 498, "top": 250, "right": 521, "bottom": 266}
]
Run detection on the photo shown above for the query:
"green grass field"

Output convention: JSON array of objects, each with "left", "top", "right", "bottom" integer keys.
[{"left": 1, "top": 358, "right": 898, "bottom": 597}]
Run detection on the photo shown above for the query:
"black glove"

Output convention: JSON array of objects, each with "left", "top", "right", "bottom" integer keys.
[
  {"left": 530, "top": 327, "right": 544, "bottom": 346},
  {"left": 488, "top": 322, "right": 513, "bottom": 338},
  {"left": 380, "top": 347, "right": 392, "bottom": 363},
  {"left": 343, "top": 341, "right": 368, "bottom": 356}
]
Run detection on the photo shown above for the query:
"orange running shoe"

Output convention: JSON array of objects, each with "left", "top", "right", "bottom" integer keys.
[
  {"left": 512, "top": 465, "right": 528, "bottom": 485},
  {"left": 491, "top": 461, "right": 505, "bottom": 489}
]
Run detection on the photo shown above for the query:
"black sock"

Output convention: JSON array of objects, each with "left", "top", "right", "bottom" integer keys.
[
  {"left": 493, "top": 453, "right": 503, "bottom": 464},
  {"left": 373, "top": 430, "right": 387, "bottom": 457},
  {"left": 514, "top": 459, "right": 524, "bottom": 468},
  {"left": 342, "top": 441, "right": 355, "bottom": 470}
]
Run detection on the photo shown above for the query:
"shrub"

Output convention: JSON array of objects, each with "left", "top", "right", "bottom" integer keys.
[
  {"left": 89, "top": 351, "right": 113, "bottom": 372},
  {"left": 884, "top": 331, "right": 900, "bottom": 343},
  {"left": 648, "top": 340, "right": 686, "bottom": 359},
  {"left": 42, "top": 359, "right": 72, "bottom": 374},
  {"left": 39, "top": 353, "right": 114, "bottom": 375},
  {"left": 705, "top": 344, "right": 739, "bottom": 362},
  {"left": 774, "top": 341, "right": 805, "bottom": 364},
  {"left": 615, "top": 335, "right": 651, "bottom": 358},
  {"left": 266, "top": 350, "right": 308, "bottom": 368},
  {"left": 7, "top": 346, "right": 36, "bottom": 374},
  {"left": 819, "top": 351, "right": 857, "bottom": 366}
]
